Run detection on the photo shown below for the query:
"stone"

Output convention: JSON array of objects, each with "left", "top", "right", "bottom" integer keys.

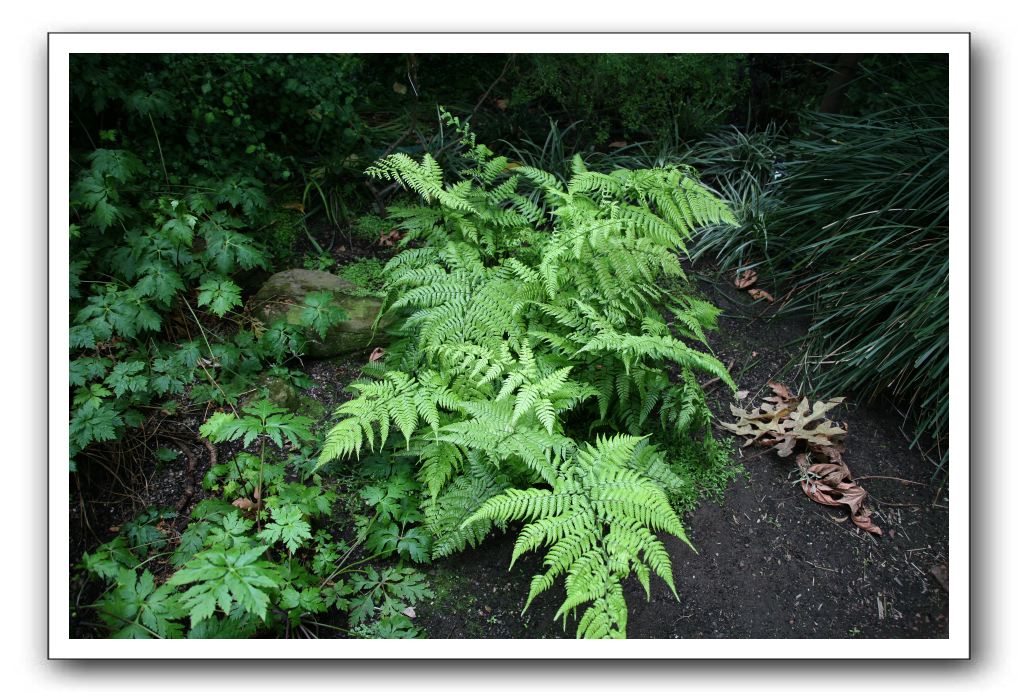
[
  {"left": 243, "top": 376, "right": 300, "bottom": 412},
  {"left": 249, "top": 268, "right": 387, "bottom": 358}
]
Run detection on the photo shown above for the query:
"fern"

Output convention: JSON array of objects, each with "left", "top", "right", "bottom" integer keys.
[
  {"left": 320, "top": 124, "right": 738, "bottom": 638},
  {"left": 463, "top": 435, "right": 690, "bottom": 638}
]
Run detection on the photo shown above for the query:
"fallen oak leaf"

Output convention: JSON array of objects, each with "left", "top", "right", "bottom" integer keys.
[
  {"left": 748, "top": 288, "right": 775, "bottom": 302},
  {"left": 734, "top": 269, "right": 758, "bottom": 289},
  {"left": 774, "top": 434, "right": 799, "bottom": 458}
]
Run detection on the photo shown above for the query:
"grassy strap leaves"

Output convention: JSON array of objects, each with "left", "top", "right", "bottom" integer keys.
[{"left": 684, "top": 61, "right": 949, "bottom": 472}]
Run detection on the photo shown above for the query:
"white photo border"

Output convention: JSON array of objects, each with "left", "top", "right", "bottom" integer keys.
[{"left": 49, "top": 32, "right": 969, "bottom": 659}]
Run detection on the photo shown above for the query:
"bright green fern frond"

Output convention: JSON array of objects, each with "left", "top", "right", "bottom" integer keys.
[
  {"left": 462, "top": 434, "right": 693, "bottom": 638},
  {"left": 517, "top": 165, "right": 566, "bottom": 194}
]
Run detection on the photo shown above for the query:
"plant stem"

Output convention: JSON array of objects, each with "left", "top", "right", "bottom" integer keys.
[
  {"left": 148, "top": 112, "right": 170, "bottom": 186},
  {"left": 256, "top": 436, "right": 265, "bottom": 531}
]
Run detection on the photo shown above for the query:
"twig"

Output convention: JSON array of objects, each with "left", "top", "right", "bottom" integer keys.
[
  {"left": 800, "top": 558, "right": 839, "bottom": 573},
  {"left": 170, "top": 441, "right": 197, "bottom": 512},
  {"left": 148, "top": 112, "right": 170, "bottom": 186},
  {"left": 701, "top": 360, "right": 736, "bottom": 392},
  {"left": 469, "top": 55, "right": 515, "bottom": 124},
  {"left": 853, "top": 475, "right": 926, "bottom": 486},
  {"left": 180, "top": 297, "right": 239, "bottom": 417},
  {"left": 869, "top": 497, "right": 921, "bottom": 508}
]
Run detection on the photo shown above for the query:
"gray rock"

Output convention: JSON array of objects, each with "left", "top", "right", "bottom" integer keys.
[{"left": 249, "top": 268, "right": 387, "bottom": 358}]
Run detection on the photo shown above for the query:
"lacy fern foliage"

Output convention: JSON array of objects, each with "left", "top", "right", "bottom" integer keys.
[
  {"left": 464, "top": 435, "right": 691, "bottom": 638},
  {"left": 320, "top": 121, "right": 737, "bottom": 637}
]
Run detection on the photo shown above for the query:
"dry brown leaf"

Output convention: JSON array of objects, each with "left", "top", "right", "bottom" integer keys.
[
  {"left": 767, "top": 381, "right": 794, "bottom": 401},
  {"left": 796, "top": 453, "right": 882, "bottom": 535},
  {"left": 735, "top": 390, "right": 749, "bottom": 400},
  {"left": 851, "top": 508, "right": 882, "bottom": 535},
  {"left": 608, "top": 141, "right": 628, "bottom": 149},
  {"left": 392, "top": 82, "right": 408, "bottom": 95},
  {"left": 281, "top": 201, "right": 305, "bottom": 214},
  {"left": 494, "top": 98, "right": 509, "bottom": 111},
  {"left": 378, "top": 229, "right": 402, "bottom": 247},
  {"left": 734, "top": 269, "right": 758, "bottom": 289},
  {"left": 402, "top": 606, "right": 416, "bottom": 618},
  {"left": 748, "top": 288, "right": 775, "bottom": 302},
  {"left": 232, "top": 498, "right": 255, "bottom": 511},
  {"left": 722, "top": 390, "right": 877, "bottom": 533},
  {"left": 368, "top": 347, "right": 385, "bottom": 363},
  {"left": 721, "top": 396, "right": 846, "bottom": 455}
]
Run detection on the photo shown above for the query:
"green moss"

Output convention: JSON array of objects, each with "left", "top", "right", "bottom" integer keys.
[
  {"left": 668, "top": 436, "right": 745, "bottom": 516},
  {"left": 339, "top": 258, "right": 386, "bottom": 298},
  {"left": 424, "top": 566, "right": 478, "bottom": 616},
  {"left": 265, "top": 209, "right": 304, "bottom": 262}
]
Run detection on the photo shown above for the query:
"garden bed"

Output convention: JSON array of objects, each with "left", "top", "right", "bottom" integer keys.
[{"left": 69, "top": 265, "right": 949, "bottom": 639}]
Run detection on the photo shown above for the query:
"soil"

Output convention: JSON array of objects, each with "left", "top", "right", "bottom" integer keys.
[{"left": 67, "top": 257, "right": 950, "bottom": 640}]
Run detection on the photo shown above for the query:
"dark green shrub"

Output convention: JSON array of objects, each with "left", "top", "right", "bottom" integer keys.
[
  {"left": 71, "top": 54, "right": 371, "bottom": 262},
  {"left": 67, "top": 54, "right": 368, "bottom": 472},
  {"left": 512, "top": 54, "right": 748, "bottom": 144}
]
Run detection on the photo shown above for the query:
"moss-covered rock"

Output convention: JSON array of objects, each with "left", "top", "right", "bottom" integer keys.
[
  {"left": 242, "top": 375, "right": 301, "bottom": 412},
  {"left": 249, "top": 268, "right": 387, "bottom": 358}
]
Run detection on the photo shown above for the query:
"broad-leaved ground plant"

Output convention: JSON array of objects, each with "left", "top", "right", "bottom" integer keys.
[
  {"left": 68, "top": 148, "right": 350, "bottom": 471},
  {"left": 77, "top": 400, "right": 433, "bottom": 639}
]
